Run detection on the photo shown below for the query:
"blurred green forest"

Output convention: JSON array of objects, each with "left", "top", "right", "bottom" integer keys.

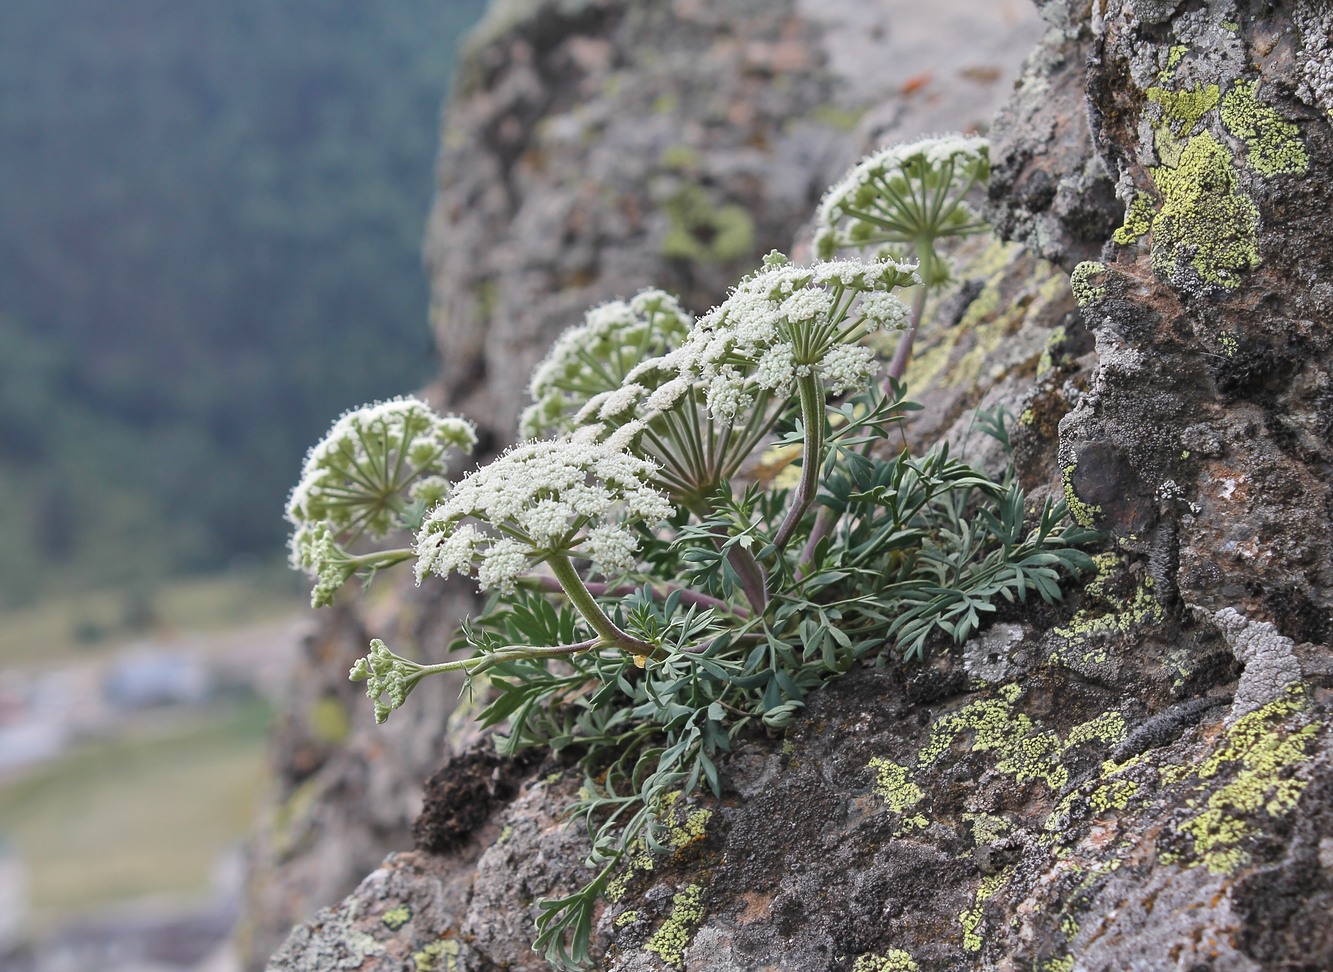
[{"left": 0, "top": 0, "right": 487, "bottom": 608}]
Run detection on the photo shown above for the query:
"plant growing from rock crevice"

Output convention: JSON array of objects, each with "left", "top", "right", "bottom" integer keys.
[{"left": 286, "top": 134, "right": 1094, "bottom": 969}]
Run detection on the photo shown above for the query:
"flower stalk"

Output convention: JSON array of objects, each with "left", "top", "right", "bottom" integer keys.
[
  {"left": 546, "top": 551, "right": 663, "bottom": 659},
  {"left": 773, "top": 372, "right": 826, "bottom": 551}
]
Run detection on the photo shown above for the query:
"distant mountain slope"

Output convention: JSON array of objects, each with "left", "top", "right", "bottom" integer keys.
[{"left": 0, "top": 0, "right": 486, "bottom": 604}]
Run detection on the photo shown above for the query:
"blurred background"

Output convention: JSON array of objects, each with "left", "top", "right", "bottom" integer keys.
[{"left": 0, "top": 1, "right": 487, "bottom": 967}]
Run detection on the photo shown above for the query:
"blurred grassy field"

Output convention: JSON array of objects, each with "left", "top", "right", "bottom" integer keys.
[
  {"left": 0, "top": 566, "right": 304, "bottom": 669},
  {"left": 0, "top": 699, "right": 272, "bottom": 925}
]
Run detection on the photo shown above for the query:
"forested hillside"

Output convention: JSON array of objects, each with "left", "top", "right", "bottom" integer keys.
[{"left": 0, "top": 0, "right": 486, "bottom": 606}]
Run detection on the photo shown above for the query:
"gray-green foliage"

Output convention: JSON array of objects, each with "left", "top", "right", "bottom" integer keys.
[{"left": 287, "top": 135, "right": 1095, "bottom": 969}]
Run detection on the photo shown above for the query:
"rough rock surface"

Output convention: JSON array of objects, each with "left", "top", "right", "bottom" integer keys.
[
  {"left": 239, "top": 0, "right": 1039, "bottom": 964},
  {"left": 251, "top": 0, "right": 1333, "bottom": 970}
]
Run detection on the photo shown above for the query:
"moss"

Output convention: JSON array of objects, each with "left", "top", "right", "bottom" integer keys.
[
  {"left": 644, "top": 883, "right": 705, "bottom": 967},
  {"left": 1150, "top": 132, "right": 1260, "bottom": 290},
  {"left": 1146, "top": 84, "right": 1220, "bottom": 166},
  {"left": 413, "top": 939, "right": 461, "bottom": 972},
  {"left": 1112, "top": 191, "right": 1157, "bottom": 246},
  {"left": 868, "top": 757, "right": 926, "bottom": 813},
  {"left": 381, "top": 905, "right": 412, "bottom": 931},
  {"left": 661, "top": 185, "right": 755, "bottom": 264},
  {"left": 307, "top": 696, "right": 351, "bottom": 745},
  {"left": 960, "top": 867, "right": 1013, "bottom": 952},
  {"left": 852, "top": 949, "right": 920, "bottom": 971},
  {"left": 1220, "top": 80, "right": 1308, "bottom": 176},
  {"left": 1068, "top": 262, "right": 1107, "bottom": 308},
  {"left": 1174, "top": 687, "right": 1320, "bottom": 873}
]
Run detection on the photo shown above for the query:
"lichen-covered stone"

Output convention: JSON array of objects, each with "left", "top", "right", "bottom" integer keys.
[{"left": 255, "top": 2, "right": 1333, "bottom": 970}]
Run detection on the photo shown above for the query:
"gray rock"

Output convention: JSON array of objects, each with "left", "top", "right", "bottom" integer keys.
[{"left": 254, "top": 1, "right": 1333, "bottom": 971}]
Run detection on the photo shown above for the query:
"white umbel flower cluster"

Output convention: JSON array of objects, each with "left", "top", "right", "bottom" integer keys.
[
  {"left": 669, "top": 253, "right": 917, "bottom": 419},
  {"left": 520, "top": 289, "right": 692, "bottom": 438},
  {"left": 415, "top": 434, "right": 675, "bottom": 593},
  {"left": 814, "top": 134, "right": 990, "bottom": 283},
  {"left": 286, "top": 397, "right": 476, "bottom": 571}
]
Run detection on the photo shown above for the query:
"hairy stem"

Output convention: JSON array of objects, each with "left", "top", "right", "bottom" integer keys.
[
  {"left": 351, "top": 547, "right": 416, "bottom": 571},
  {"left": 886, "top": 282, "right": 928, "bottom": 383},
  {"left": 420, "top": 637, "right": 599, "bottom": 680},
  {"left": 546, "top": 551, "right": 663, "bottom": 659},
  {"left": 795, "top": 505, "right": 839, "bottom": 580},
  {"left": 773, "top": 373, "right": 826, "bottom": 551},
  {"left": 725, "top": 543, "right": 769, "bottom": 615}
]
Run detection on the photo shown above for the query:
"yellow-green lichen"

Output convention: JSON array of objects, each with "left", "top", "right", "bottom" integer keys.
[
  {"left": 1220, "top": 80, "right": 1308, "bottom": 176},
  {"left": 917, "top": 686, "right": 1127, "bottom": 795},
  {"left": 413, "top": 939, "right": 461, "bottom": 972},
  {"left": 1147, "top": 83, "right": 1220, "bottom": 166},
  {"left": 852, "top": 949, "right": 920, "bottom": 972},
  {"left": 1090, "top": 777, "right": 1139, "bottom": 812},
  {"left": 308, "top": 696, "right": 352, "bottom": 745},
  {"left": 1053, "top": 579, "right": 1163, "bottom": 644},
  {"left": 960, "top": 867, "right": 1013, "bottom": 952},
  {"left": 869, "top": 758, "right": 926, "bottom": 813},
  {"left": 661, "top": 791, "right": 713, "bottom": 851},
  {"left": 1159, "top": 44, "right": 1189, "bottom": 82},
  {"left": 644, "top": 883, "right": 705, "bottom": 967},
  {"left": 964, "top": 812, "right": 1012, "bottom": 846},
  {"left": 809, "top": 104, "right": 867, "bottom": 131},
  {"left": 1112, "top": 191, "right": 1157, "bottom": 246},
  {"left": 1036, "top": 324, "right": 1068, "bottom": 379},
  {"left": 1068, "top": 262, "right": 1107, "bottom": 308},
  {"left": 615, "top": 909, "right": 640, "bottom": 928},
  {"left": 1174, "top": 688, "right": 1320, "bottom": 873},
  {"left": 661, "top": 185, "right": 754, "bottom": 264},
  {"left": 660, "top": 144, "right": 701, "bottom": 171},
  {"left": 900, "top": 240, "right": 1059, "bottom": 393},
  {"left": 608, "top": 796, "right": 711, "bottom": 903},
  {"left": 652, "top": 92, "right": 680, "bottom": 115},
  {"left": 1219, "top": 332, "right": 1238, "bottom": 357},
  {"left": 1150, "top": 132, "right": 1260, "bottom": 290},
  {"left": 381, "top": 905, "right": 412, "bottom": 931},
  {"left": 1060, "top": 457, "right": 1103, "bottom": 529},
  {"left": 1041, "top": 956, "right": 1075, "bottom": 972}
]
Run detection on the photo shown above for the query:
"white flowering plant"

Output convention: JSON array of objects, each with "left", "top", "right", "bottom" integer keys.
[
  {"left": 287, "top": 136, "right": 1095, "bottom": 969},
  {"left": 815, "top": 134, "right": 990, "bottom": 382}
]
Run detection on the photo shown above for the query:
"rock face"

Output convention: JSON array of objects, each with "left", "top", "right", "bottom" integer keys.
[{"left": 250, "top": 0, "right": 1333, "bottom": 970}]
